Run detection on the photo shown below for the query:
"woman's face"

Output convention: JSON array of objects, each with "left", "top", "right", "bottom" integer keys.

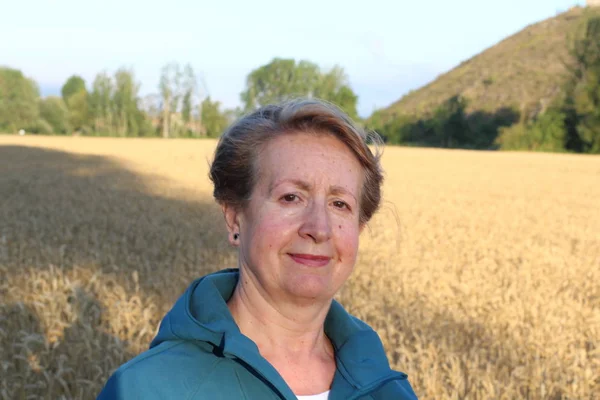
[{"left": 232, "top": 132, "right": 364, "bottom": 303}]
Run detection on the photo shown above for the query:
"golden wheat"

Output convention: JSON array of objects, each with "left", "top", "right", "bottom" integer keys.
[{"left": 1, "top": 136, "right": 598, "bottom": 399}]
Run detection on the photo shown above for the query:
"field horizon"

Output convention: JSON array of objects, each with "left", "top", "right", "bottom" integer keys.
[{"left": 1, "top": 135, "right": 599, "bottom": 399}]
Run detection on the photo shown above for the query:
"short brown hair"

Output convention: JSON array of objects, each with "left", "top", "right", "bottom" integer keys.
[{"left": 209, "top": 98, "right": 384, "bottom": 225}]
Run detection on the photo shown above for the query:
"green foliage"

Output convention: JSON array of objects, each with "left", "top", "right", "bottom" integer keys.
[
  {"left": 66, "top": 90, "right": 89, "bottom": 131},
  {"left": 323, "top": 83, "right": 359, "bottom": 121},
  {"left": 181, "top": 91, "right": 192, "bottom": 124},
  {"left": 563, "top": 14, "right": 600, "bottom": 153},
  {"left": 158, "top": 63, "right": 198, "bottom": 138},
  {"left": 496, "top": 108, "right": 566, "bottom": 151},
  {"left": 430, "top": 95, "right": 471, "bottom": 148},
  {"left": 0, "top": 67, "right": 40, "bottom": 132},
  {"left": 495, "top": 12, "right": 600, "bottom": 154},
  {"left": 39, "top": 96, "right": 71, "bottom": 134},
  {"left": 61, "top": 75, "right": 86, "bottom": 102},
  {"left": 113, "top": 68, "right": 148, "bottom": 136},
  {"left": 369, "top": 95, "right": 519, "bottom": 149},
  {"left": 201, "top": 97, "right": 229, "bottom": 138},
  {"left": 89, "top": 72, "right": 114, "bottom": 134},
  {"left": 61, "top": 75, "right": 89, "bottom": 131},
  {"left": 88, "top": 69, "right": 154, "bottom": 137},
  {"left": 313, "top": 65, "right": 359, "bottom": 120},
  {"left": 241, "top": 58, "right": 359, "bottom": 119},
  {"left": 181, "top": 64, "right": 196, "bottom": 127},
  {"left": 29, "top": 118, "right": 54, "bottom": 134},
  {"left": 368, "top": 111, "right": 417, "bottom": 144}
]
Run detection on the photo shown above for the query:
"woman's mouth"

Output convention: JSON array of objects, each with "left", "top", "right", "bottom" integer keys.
[{"left": 288, "top": 253, "right": 331, "bottom": 267}]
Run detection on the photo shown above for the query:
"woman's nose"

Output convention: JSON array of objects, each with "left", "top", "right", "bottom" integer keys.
[{"left": 298, "top": 201, "right": 332, "bottom": 243}]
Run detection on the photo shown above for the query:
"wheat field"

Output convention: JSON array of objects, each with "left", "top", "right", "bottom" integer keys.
[{"left": 0, "top": 135, "right": 598, "bottom": 399}]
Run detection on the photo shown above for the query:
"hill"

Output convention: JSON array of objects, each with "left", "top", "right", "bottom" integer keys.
[{"left": 371, "top": 6, "right": 600, "bottom": 124}]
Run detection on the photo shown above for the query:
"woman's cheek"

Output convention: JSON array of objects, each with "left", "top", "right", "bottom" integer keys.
[
  {"left": 255, "top": 212, "right": 298, "bottom": 243},
  {"left": 336, "top": 221, "right": 360, "bottom": 258}
]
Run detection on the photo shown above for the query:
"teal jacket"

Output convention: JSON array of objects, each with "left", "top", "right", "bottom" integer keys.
[{"left": 97, "top": 269, "right": 418, "bottom": 399}]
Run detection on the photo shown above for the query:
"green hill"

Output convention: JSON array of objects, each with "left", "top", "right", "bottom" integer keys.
[{"left": 371, "top": 6, "right": 600, "bottom": 124}]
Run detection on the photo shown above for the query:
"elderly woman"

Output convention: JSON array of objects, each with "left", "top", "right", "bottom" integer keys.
[{"left": 98, "top": 99, "right": 417, "bottom": 399}]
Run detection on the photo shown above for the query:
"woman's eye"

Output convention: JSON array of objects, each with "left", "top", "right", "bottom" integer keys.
[
  {"left": 333, "top": 200, "right": 349, "bottom": 210},
  {"left": 282, "top": 194, "right": 298, "bottom": 202}
]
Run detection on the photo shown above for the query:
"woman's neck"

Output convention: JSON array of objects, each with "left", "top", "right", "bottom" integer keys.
[
  {"left": 227, "top": 272, "right": 333, "bottom": 359},
  {"left": 227, "top": 270, "right": 337, "bottom": 395}
]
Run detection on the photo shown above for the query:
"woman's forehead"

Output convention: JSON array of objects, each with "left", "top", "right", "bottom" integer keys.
[
  {"left": 257, "top": 133, "right": 364, "bottom": 192},
  {"left": 262, "top": 132, "right": 359, "bottom": 164}
]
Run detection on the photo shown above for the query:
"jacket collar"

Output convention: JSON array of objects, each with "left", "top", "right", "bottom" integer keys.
[{"left": 151, "top": 269, "right": 403, "bottom": 399}]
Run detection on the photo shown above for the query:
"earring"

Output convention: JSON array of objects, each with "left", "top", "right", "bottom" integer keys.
[{"left": 233, "top": 233, "right": 239, "bottom": 240}]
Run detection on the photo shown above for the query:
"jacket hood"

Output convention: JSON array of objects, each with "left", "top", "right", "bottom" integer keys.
[
  {"left": 151, "top": 268, "right": 241, "bottom": 350},
  {"left": 150, "top": 269, "right": 412, "bottom": 398}
]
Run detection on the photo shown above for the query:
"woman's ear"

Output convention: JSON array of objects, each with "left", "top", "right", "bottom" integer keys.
[{"left": 222, "top": 204, "right": 241, "bottom": 246}]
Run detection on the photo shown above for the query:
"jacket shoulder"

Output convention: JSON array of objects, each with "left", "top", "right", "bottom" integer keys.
[{"left": 97, "top": 340, "right": 225, "bottom": 399}]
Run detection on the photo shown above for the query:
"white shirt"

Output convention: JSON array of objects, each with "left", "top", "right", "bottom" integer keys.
[{"left": 296, "top": 391, "right": 330, "bottom": 400}]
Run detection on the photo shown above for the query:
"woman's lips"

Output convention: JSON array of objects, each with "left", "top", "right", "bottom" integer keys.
[{"left": 289, "top": 253, "right": 331, "bottom": 267}]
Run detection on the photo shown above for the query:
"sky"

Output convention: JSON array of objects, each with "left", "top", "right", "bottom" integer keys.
[{"left": 0, "top": 0, "right": 586, "bottom": 117}]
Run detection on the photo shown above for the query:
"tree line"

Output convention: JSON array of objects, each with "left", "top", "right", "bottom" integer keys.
[
  {"left": 2, "top": 14, "right": 599, "bottom": 154},
  {"left": 0, "top": 58, "right": 358, "bottom": 138}
]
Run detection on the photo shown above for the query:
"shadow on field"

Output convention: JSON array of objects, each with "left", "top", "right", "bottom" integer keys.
[
  {"left": 0, "top": 291, "right": 134, "bottom": 398},
  {"left": 0, "top": 145, "right": 233, "bottom": 397},
  {"left": 0, "top": 145, "right": 233, "bottom": 291}
]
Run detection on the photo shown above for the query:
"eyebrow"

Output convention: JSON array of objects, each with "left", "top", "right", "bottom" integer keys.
[
  {"left": 269, "top": 179, "right": 311, "bottom": 193},
  {"left": 331, "top": 185, "right": 357, "bottom": 204},
  {"left": 269, "top": 179, "right": 358, "bottom": 204}
]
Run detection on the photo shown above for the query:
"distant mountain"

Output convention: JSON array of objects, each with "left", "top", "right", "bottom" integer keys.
[{"left": 370, "top": 6, "right": 600, "bottom": 124}]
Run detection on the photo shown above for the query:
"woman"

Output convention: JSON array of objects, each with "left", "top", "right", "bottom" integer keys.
[{"left": 98, "top": 99, "right": 417, "bottom": 399}]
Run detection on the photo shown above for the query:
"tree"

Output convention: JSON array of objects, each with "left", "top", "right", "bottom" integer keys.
[
  {"left": 326, "top": 85, "right": 359, "bottom": 121},
  {"left": 88, "top": 69, "right": 153, "bottom": 137},
  {"left": 159, "top": 63, "right": 182, "bottom": 138},
  {"left": 39, "top": 96, "right": 70, "bottom": 134},
  {"left": 113, "top": 68, "right": 140, "bottom": 136},
  {"left": 367, "top": 111, "right": 417, "bottom": 144},
  {"left": 181, "top": 64, "right": 196, "bottom": 127},
  {"left": 0, "top": 67, "right": 40, "bottom": 132},
  {"left": 314, "top": 65, "right": 359, "bottom": 120},
  {"left": 240, "top": 58, "right": 359, "bottom": 119},
  {"left": 158, "top": 63, "right": 202, "bottom": 138},
  {"left": 201, "top": 97, "right": 229, "bottom": 137},
  {"left": 66, "top": 90, "right": 89, "bottom": 132},
  {"left": 61, "top": 75, "right": 89, "bottom": 131},
  {"left": 61, "top": 75, "right": 86, "bottom": 102},
  {"left": 368, "top": 96, "right": 519, "bottom": 148},
  {"left": 89, "top": 72, "right": 114, "bottom": 134},
  {"left": 140, "top": 93, "right": 162, "bottom": 135},
  {"left": 430, "top": 95, "right": 471, "bottom": 148},
  {"left": 563, "top": 14, "right": 600, "bottom": 153},
  {"left": 496, "top": 108, "right": 566, "bottom": 152}
]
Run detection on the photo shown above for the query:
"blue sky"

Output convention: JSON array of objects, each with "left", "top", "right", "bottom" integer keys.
[{"left": 1, "top": 0, "right": 585, "bottom": 117}]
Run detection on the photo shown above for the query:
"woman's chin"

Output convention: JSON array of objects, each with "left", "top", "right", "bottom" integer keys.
[{"left": 283, "top": 275, "right": 337, "bottom": 301}]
